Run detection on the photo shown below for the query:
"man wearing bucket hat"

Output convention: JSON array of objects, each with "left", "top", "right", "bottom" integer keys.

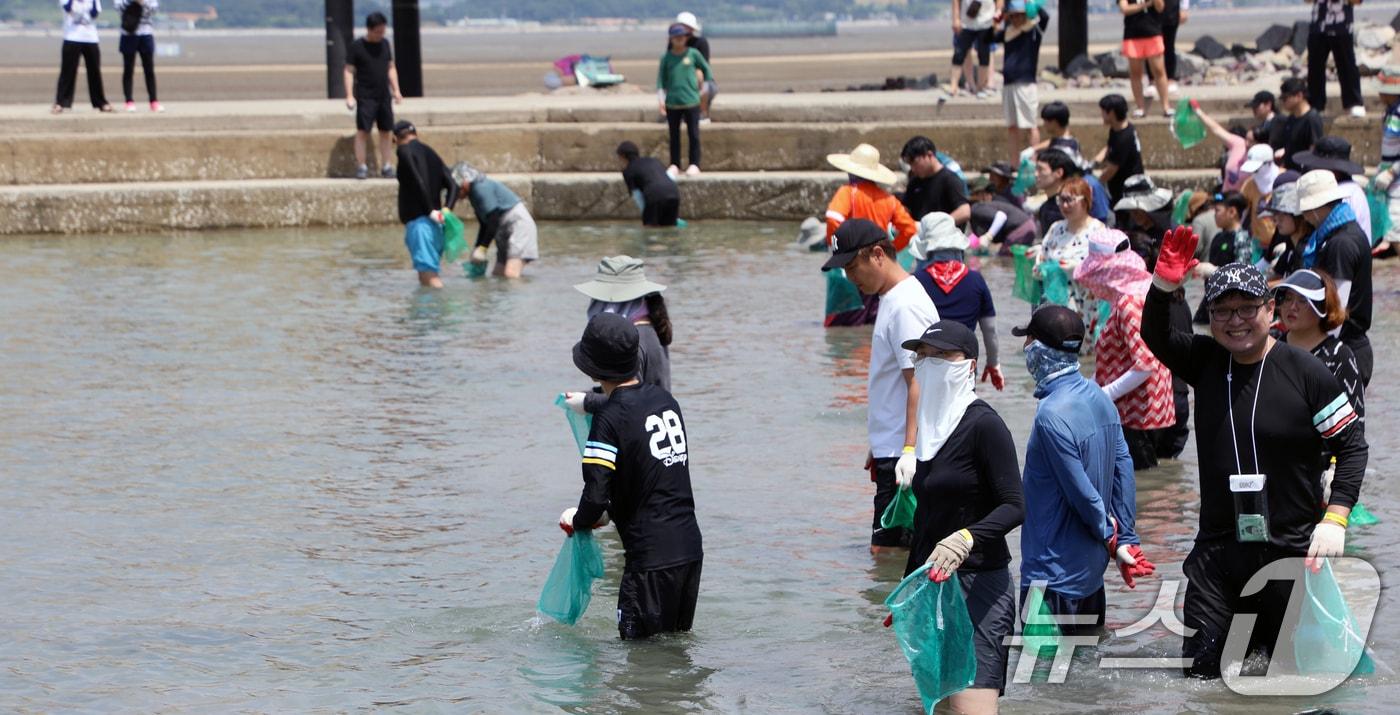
[
  {"left": 1114, "top": 174, "right": 1173, "bottom": 267},
  {"left": 1295, "top": 136, "right": 1371, "bottom": 246},
  {"left": 823, "top": 218, "right": 938, "bottom": 552},
  {"left": 564, "top": 256, "right": 672, "bottom": 415},
  {"left": 669, "top": 13, "right": 717, "bottom": 122},
  {"left": 1015, "top": 305, "right": 1150, "bottom": 632},
  {"left": 908, "top": 213, "right": 1005, "bottom": 391},
  {"left": 560, "top": 312, "right": 704, "bottom": 640},
  {"left": 1368, "top": 65, "right": 1400, "bottom": 257},
  {"left": 1143, "top": 224, "right": 1368, "bottom": 678},
  {"left": 393, "top": 121, "right": 457, "bottom": 288},
  {"left": 1294, "top": 169, "right": 1373, "bottom": 385}
]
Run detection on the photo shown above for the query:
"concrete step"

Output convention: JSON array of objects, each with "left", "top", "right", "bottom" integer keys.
[
  {"left": 3, "top": 115, "right": 1378, "bottom": 186},
  {"left": 0, "top": 170, "right": 1221, "bottom": 236}
]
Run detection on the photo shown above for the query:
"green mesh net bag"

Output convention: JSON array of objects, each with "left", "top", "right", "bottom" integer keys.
[
  {"left": 442, "top": 211, "right": 467, "bottom": 264},
  {"left": 885, "top": 566, "right": 977, "bottom": 712},
  {"left": 554, "top": 393, "right": 593, "bottom": 456},
  {"left": 1011, "top": 245, "right": 1042, "bottom": 305},
  {"left": 1021, "top": 585, "right": 1062, "bottom": 658},
  {"left": 880, "top": 486, "right": 917, "bottom": 530},
  {"left": 1293, "top": 560, "right": 1374, "bottom": 676},
  {"left": 536, "top": 531, "right": 606, "bottom": 625},
  {"left": 1172, "top": 99, "right": 1206, "bottom": 149},
  {"left": 1039, "top": 259, "right": 1072, "bottom": 306}
]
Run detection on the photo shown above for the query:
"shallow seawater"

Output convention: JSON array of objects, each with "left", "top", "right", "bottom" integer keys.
[{"left": 1, "top": 221, "right": 1397, "bottom": 713}]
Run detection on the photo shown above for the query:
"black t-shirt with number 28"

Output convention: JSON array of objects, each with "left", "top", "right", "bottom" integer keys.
[{"left": 574, "top": 383, "right": 703, "bottom": 571}]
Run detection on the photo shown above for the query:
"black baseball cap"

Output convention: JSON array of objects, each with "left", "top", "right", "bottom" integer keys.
[
  {"left": 1012, "top": 305, "right": 1085, "bottom": 353},
  {"left": 392, "top": 120, "right": 417, "bottom": 139},
  {"left": 1246, "top": 90, "right": 1276, "bottom": 108},
  {"left": 902, "top": 320, "right": 979, "bottom": 360},
  {"left": 821, "top": 218, "right": 889, "bottom": 271},
  {"left": 572, "top": 312, "right": 640, "bottom": 382},
  {"left": 986, "top": 161, "right": 1015, "bottom": 178},
  {"left": 1204, "top": 263, "right": 1270, "bottom": 304}
]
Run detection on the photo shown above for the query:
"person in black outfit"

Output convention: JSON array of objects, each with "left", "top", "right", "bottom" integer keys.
[
  {"left": 1296, "top": 170, "right": 1374, "bottom": 385},
  {"left": 115, "top": 0, "right": 159, "bottom": 112},
  {"left": 1158, "top": 0, "right": 1184, "bottom": 89},
  {"left": 393, "top": 121, "right": 457, "bottom": 288},
  {"left": 1306, "top": 0, "right": 1364, "bottom": 116},
  {"left": 1269, "top": 79, "right": 1325, "bottom": 171},
  {"left": 900, "top": 320, "right": 1023, "bottom": 712},
  {"left": 1143, "top": 239, "right": 1368, "bottom": 680},
  {"left": 616, "top": 141, "right": 681, "bottom": 227},
  {"left": 1096, "top": 94, "right": 1144, "bottom": 207},
  {"left": 344, "top": 12, "right": 403, "bottom": 180},
  {"left": 899, "top": 136, "right": 970, "bottom": 226},
  {"left": 560, "top": 312, "right": 704, "bottom": 640},
  {"left": 1245, "top": 91, "right": 1277, "bottom": 144}
]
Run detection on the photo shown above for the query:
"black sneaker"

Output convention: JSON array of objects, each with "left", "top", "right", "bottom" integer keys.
[
  {"left": 381, "top": 165, "right": 395, "bottom": 179},
  {"left": 355, "top": 164, "right": 369, "bottom": 180}
]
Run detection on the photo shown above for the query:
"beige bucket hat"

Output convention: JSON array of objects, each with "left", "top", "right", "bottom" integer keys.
[
  {"left": 827, "top": 143, "right": 898, "bottom": 185},
  {"left": 573, "top": 255, "right": 667, "bottom": 303}
]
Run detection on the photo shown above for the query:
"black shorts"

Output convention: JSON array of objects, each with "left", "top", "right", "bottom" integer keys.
[
  {"left": 355, "top": 96, "right": 394, "bottom": 132},
  {"left": 617, "top": 558, "right": 702, "bottom": 640},
  {"left": 952, "top": 27, "right": 993, "bottom": 67},
  {"left": 871, "top": 457, "right": 912, "bottom": 547},
  {"left": 1181, "top": 538, "right": 1303, "bottom": 678},
  {"left": 961, "top": 567, "right": 1015, "bottom": 694},
  {"left": 642, "top": 197, "right": 680, "bottom": 227}
]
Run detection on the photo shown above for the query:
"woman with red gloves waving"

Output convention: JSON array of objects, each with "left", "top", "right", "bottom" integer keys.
[
  {"left": 1142, "top": 227, "right": 1368, "bottom": 678},
  {"left": 900, "top": 319, "right": 1023, "bottom": 714}
]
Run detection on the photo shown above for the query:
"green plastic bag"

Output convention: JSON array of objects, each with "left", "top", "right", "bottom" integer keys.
[
  {"left": 464, "top": 259, "right": 487, "bottom": 278},
  {"left": 881, "top": 486, "right": 917, "bottom": 530},
  {"left": 1293, "top": 560, "right": 1374, "bottom": 676},
  {"left": 885, "top": 566, "right": 977, "bottom": 712},
  {"left": 1092, "top": 299, "right": 1112, "bottom": 343},
  {"left": 1012, "top": 155, "right": 1036, "bottom": 197},
  {"left": 1366, "top": 181, "right": 1391, "bottom": 246},
  {"left": 554, "top": 393, "right": 593, "bottom": 456},
  {"left": 1350, "top": 502, "right": 1380, "bottom": 527},
  {"left": 537, "top": 531, "right": 606, "bottom": 625},
  {"left": 1011, "top": 245, "right": 1042, "bottom": 305},
  {"left": 1021, "top": 585, "right": 1062, "bottom": 657},
  {"left": 1039, "top": 260, "right": 1071, "bottom": 306},
  {"left": 1173, "top": 99, "right": 1207, "bottom": 150},
  {"left": 1172, "top": 190, "right": 1194, "bottom": 228},
  {"left": 825, "top": 267, "right": 866, "bottom": 318},
  {"left": 442, "top": 211, "right": 467, "bottom": 264}
]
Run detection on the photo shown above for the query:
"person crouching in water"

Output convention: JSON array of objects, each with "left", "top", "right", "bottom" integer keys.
[
  {"left": 1015, "top": 306, "right": 1156, "bottom": 634},
  {"left": 449, "top": 162, "right": 538, "bottom": 278},
  {"left": 616, "top": 141, "right": 681, "bottom": 227},
  {"left": 393, "top": 121, "right": 456, "bottom": 288},
  {"left": 559, "top": 312, "right": 703, "bottom": 640},
  {"left": 1073, "top": 229, "right": 1177, "bottom": 470},
  {"left": 908, "top": 212, "right": 1006, "bottom": 391},
  {"left": 901, "top": 320, "right": 1024, "bottom": 714},
  {"left": 563, "top": 255, "right": 673, "bottom": 415}
]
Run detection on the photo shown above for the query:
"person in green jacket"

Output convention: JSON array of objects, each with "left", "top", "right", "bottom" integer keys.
[{"left": 657, "top": 23, "right": 713, "bottom": 178}]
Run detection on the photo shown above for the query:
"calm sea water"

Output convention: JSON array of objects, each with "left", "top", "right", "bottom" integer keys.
[{"left": 1, "top": 222, "right": 1397, "bottom": 713}]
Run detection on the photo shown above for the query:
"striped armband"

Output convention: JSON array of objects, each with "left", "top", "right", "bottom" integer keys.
[
  {"left": 1313, "top": 394, "right": 1359, "bottom": 439},
  {"left": 582, "top": 441, "right": 617, "bottom": 470}
]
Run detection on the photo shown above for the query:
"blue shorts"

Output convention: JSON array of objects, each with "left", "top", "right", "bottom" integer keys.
[{"left": 404, "top": 216, "right": 444, "bottom": 273}]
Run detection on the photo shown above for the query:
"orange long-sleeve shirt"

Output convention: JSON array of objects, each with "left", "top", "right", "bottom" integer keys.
[{"left": 824, "top": 180, "right": 918, "bottom": 252}]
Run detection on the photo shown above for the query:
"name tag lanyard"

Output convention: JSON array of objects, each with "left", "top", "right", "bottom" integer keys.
[{"left": 1226, "top": 349, "right": 1269, "bottom": 475}]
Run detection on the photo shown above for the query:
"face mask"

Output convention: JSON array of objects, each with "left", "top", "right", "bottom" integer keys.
[
  {"left": 1023, "top": 340, "right": 1079, "bottom": 385},
  {"left": 913, "top": 357, "right": 979, "bottom": 462}
]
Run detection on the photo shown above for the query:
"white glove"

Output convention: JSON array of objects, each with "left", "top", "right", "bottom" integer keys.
[
  {"left": 1115, "top": 545, "right": 1136, "bottom": 566},
  {"left": 1194, "top": 261, "right": 1217, "bottom": 279},
  {"left": 430, "top": 209, "right": 444, "bottom": 225},
  {"left": 894, "top": 451, "right": 917, "bottom": 489},
  {"left": 470, "top": 245, "right": 489, "bottom": 264},
  {"left": 1306, "top": 520, "right": 1346, "bottom": 571},
  {"left": 594, "top": 511, "right": 610, "bottom": 528},
  {"left": 559, "top": 507, "right": 578, "bottom": 535},
  {"left": 1376, "top": 170, "right": 1394, "bottom": 192},
  {"left": 927, "top": 529, "right": 974, "bottom": 582},
  {"left": 563, "top": 392, "right": 587, "bottom": 414}
]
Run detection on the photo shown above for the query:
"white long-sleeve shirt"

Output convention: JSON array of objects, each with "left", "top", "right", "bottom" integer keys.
[{"left": 60, "top": 0, "right": 102, "bottom": 43}]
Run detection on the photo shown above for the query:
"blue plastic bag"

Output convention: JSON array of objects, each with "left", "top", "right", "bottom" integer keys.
[
  {"left": 885, "top": 566, "right": 977, "bottom": 712},
  {"left": 555, "top": 393, "right": 593, "bottom": 456},
  {"left": 537, "top": 531, "right": 606, "bottom": 625},
  {"left": 1294, "top": 560, "right": 1374, "bottom": 676}
]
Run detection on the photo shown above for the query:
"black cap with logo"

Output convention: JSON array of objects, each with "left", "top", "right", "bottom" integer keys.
[{"left": 821, "top": 218, "right": 889, "bottom": 271}]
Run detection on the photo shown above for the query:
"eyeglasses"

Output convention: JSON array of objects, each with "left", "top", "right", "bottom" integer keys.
[
  {"left": 1208, "top": 302, "right": 1267, "bottom": 322},
  {"left": 1056, "top": 194, "right": 1083, "bottom": 205}
]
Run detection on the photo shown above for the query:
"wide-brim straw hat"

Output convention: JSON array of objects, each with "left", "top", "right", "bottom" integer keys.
[
  {"left": 827, "top": 143, "right": 899, "bottom": 185},
  {"left": 573, "top": 255, "right": 667, "bottom": 303}
]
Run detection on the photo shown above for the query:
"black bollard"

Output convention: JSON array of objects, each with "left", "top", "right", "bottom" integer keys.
[
  {"left": 325, "top": 0, "right": 354, "bottom": 99},
  {"left": 1059, "top": 0, "right": 1087, "bottom": 76},
  {"left": 392, "top": 0, "right": 423, "bottom": 97}
]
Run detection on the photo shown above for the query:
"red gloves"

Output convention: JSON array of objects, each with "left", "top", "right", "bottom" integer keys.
[
  {"left": 1116, "top": 545, "right": 1157, "bottom": 589},
  {"left": 1189, "top": 98, "right": 1201, "bottom": 112},
  {"left": 1154, "top": 226, "right": 1200, "bottom": 286}
]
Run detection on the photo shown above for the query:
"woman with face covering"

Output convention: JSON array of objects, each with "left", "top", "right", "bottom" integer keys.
[
  {"left": 899, "top": 320, "right": 1023, "bottom": 714},
  {"left": 1074, "top": 229, "right": 1177, "bottom": 469},
  {"left": 563, "top": 256, "right": 673, "bottom": 414}
]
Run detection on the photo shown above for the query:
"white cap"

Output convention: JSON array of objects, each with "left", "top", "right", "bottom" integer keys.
[
  {"left": 675, "top": 12, "right": 701, "bottom": 33},
  {"left": 1239, "top": 144, "right": 1274, "bottom": 174},
  {"left": 1296, "top": 170, "right": 1347, "bottom": 213}
]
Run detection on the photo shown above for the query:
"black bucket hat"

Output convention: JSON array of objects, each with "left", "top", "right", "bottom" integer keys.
[
  {"left": 1294, "top": 136, "right": 1364, "bottom": 176},
  {"left": 572, "top": 312, "right": 639, "bottom": 382}
]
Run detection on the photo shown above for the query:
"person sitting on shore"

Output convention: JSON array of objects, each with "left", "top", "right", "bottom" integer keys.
[
  {"left": 616, "top": 141, "right": 681, "bottom": 227},
  {"left": 450, "top": 162, "right": 538, "bottom": 279}
]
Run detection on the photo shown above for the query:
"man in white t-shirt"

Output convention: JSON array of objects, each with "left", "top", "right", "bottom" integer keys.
[{"left": 822, "top": 219, "right": 940, "bottom": 553}]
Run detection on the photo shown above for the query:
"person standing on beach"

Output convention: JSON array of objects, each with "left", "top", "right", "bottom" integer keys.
[
  {"left": 949, "top": 0, "right": 1000, "bottom": 98},
  {"left": 658, "top": 24, "right": 713, "bottom": 178},
  {"left": 1306, "top": 0, "right": 1365, "bottom": 118},
  {"left": 670, "top": 12, "right": 717, "bottom": 122},
  {"left": 994, "top": 0, "right": 1049, "bottom": 162},
  {"left": 822, "top": 219, "right": 938, "bottom": 553},
  {"left": 616, "top": 141, "right": 681, "bottom": 227},
  {"left": 1269, "top": 78, "right": 1324, "bottom": 172},
  {"left": 393, "top": 121, "right": 456, "bottom": 288},
  {"left": 52, "top": 0, "right": 113, "bottom": 114},
  {"left": 344, "top": 12, "right": 403, "bottom": 180},
  {"left": 1118, "top": 0, "right": 1172, "bottom": 118},
  {"left": 115, "top": 0, "right": 160, "bottom": 112}
]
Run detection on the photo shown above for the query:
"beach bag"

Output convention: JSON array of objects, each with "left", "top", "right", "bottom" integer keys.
[
  {"left": 554, "top": 393, "right": 593, "bottom": 456},
  {"left": 536, "top": 531, "right": 606, "bottom": 625},
  {"left": 1039, "top": 259, "right": 1071, "bottom": 306},
  {"left": 121, "top": 2, "right": 143, "bottom": 34},
  {"left": 880, "top": 486, "right": 917, "bottom": 530},
  {"left": 1365, "top": 181, "right": 1391, "bottom": 245},
  {"left": 1021, "top": 585, "right": 1062, "bottom": 657},
  {"left": 574, "top": 55, "right": 625, "bottom": 88},
  {"left": 885, "top": 566, "right": 977, "bottom": 712},
  {"left": 1172, "top": 99, "right": 1207, "bottom": 149},
  {"left": 1293, "top": 560, "right": 1374, "bottom": 676},
  {"left": 442, "top": 211, "right": 467, "bottom": 264},
  {"left": 1011, "top": 245, "right": 1042, "bottom": 304}
]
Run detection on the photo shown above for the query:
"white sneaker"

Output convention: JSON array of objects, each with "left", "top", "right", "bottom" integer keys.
[
  {"left": 1144, "top": 85, "right": 1158, "bottom": 99},
  {"left": 1350, "top": 105, "right": 1367, "bottom": 118},
  {"left": 1167, "top": 82, "right": 1180, "bottom": 97},
  {"left": 685, "top": 164, "right": 701, "bottom": 176},
  {"left": 666, "top": 164, "right": 680, "bottom": 179}
]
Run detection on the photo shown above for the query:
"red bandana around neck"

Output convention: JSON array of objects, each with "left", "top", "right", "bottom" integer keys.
[{"left": 928, "top": 261, "right": 969, "bottom": 294}]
